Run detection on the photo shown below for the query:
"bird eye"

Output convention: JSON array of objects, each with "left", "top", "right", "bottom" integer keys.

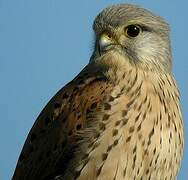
[{"left": 125, "top": 25, "right": 142, "bottom": 38}]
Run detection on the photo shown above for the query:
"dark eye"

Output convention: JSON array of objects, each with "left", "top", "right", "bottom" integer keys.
[{"left": 125, "top": 25, "right": 142, "bottom": 38}]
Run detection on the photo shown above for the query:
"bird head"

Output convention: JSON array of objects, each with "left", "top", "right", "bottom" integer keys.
[{"left": 90, "top": 4, "right": 172, "bottom": 73}]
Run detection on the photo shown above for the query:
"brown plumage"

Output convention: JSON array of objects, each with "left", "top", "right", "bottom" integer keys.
[{"left": 12, "top": 4, "right": 183, "bottom": 180}]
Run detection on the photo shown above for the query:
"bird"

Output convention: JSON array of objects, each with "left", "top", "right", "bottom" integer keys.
[{"left": 12, "top": 3, "right": 184, "bottom": 180}]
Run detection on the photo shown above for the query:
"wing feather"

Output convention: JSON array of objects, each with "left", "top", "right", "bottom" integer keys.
[{"left": 12, "top": 65, "right": 113, "bottom": 180}]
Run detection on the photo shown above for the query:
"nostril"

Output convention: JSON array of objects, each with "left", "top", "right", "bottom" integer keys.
[{"left": 107, "top": 34, "right": 112, "bottom": 39}]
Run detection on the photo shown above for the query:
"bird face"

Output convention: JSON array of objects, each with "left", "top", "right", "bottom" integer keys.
[{"left": 91, "top": 4, "right": 172, "bottom": 73}]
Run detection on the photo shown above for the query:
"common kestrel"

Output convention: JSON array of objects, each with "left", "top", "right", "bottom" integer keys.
[{"left": 12, "top": 4, "right": 184, "bottom": 180}]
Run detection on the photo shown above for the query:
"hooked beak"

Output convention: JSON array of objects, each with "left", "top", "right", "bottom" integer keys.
[{"left": 98, "top": 33, "right": 115, "bottom": 55}]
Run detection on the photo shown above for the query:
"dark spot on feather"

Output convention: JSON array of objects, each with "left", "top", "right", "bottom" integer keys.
[
  {"left": 115, "top": 120, "right": 121, "bottom": 126},
  {"left": 122, "top": 110, "right": 128, "bottom": 117},
  {"left": 128, "top": 69, "right": 133, "bottom": 74},
  {"left": 104, "top": 103, "right": 111, "bottom": 110},
  {"left": 135, "top": 113, "right": 141, "bottom": 122},
  {"left": 54, "top": 103, "right": 61, "bottom": 108},
  {"left": 116, "top": 93, "right": 121, "bottom": 98},
  {"left": 126, "top": 136, "right": 131, "bottom": 142},
  {"left": 97, "top": 166, "right": 103, "bottom": 177},
  {"left": 122, "top": 118, "right": 128, "bottom": 126},
  {"left": 99, "top": 122, "right": 105, "bottom": 131},
  {"left": 112, "top": 129, "right": 118, "bottom": 136},
  {"left": 87, "top": 142, "right": 94, "bottom": 149},
  {"left": 137, "top": 168, "right": 140, "bottom": 175},
  {"left": 155, "top": 154, "right": 159, "bottom": 164},
  {"left": 133, "top": 145, "right": 137, "bottom": 153},
  {"left": 53, "top": 144, "right": 58, "bottom": 151},
  {"left": 92, "top": 142, "right": 100, "bottom": 150},
  {"left": 90, "top": 95, "right": 94, "bottom": 99},
  {"left": 142, "top": 140, "right": 145, "bottom": 146},
  {"left": 86, "top": 108, "right": 92, "bottom": 116},
  {"left": 122, "top": 73, "right": 126, "bottom": 79},
  {"left": 29, "top": 145, "right": 34, "bottom": 153},
  {"left": 81, "top": 153, "right": 89, "bottom": 161},
  {"left": 131, "top": 73, "right": 138, "bottom": 88},
  {"left": 132, "top": 154, "right": 136, "bottom": 169},
  {"left": 144, "top": 149, "right": 148, "bottom": 156},
  {"left": 137, "top": 123, "right": 142, "bottom": 132},
  {"left": 138, "top": 133, "right": 142, "bottom": 140},
  {"left": 107, "top": 145, "right": 113, "bottom": 152},
  {"left": 30, "top": 133, "right": 37, "bottom": 142},
  {"left": 123, "top": 167, "right": 127, "bottom": 177},
  {"left": 44, "top": 117, "right": 50, "bottom": 126},
  {"left": 90, "top": 102, "right": 98, "bottom": 109},
  {"left": 68, "top": 130, "right": 73, "bottom": 136},
  {"left": 46, "top": 150, "right": 51, "bottom": 157},
  {"left": 143, "top": 96, "right": 147, "bottom": 104},
  {"left": 160, "top": 124, "right": 162, "bottom": 131},
  {"left": 78, "top": 79, "right": 84, "bottom": 85},
  {"left": 101, "top": 90, "right": 105, "bottom": 94},
  {"left": 149, "top": 105, "right": 152, "bottom": 113},
  {"left": 102, "top": 153, "right": 108, "bottom": 161},
  {"left": 77, "top": 114, "right": 81, "bottom": 120},
  {"left": 94, "top": 132, "right": 100, "bottom": 138},
  {"left": 38, "top": 155, "right": 43, "bottom": 162},
  {"left": 76, "top": 124, "right": 82, "bottom": 130},
  {"left": 174, "top": 123, "right": 177, "bottom": 132},
  {"left": 61, "top": 140, "right": 66, "bottom": 148},
  {"left": 148, "top": 127, "right": 155, "bottom": 140},
  {"left": 126, "top": 98, "right": 135, "bottom": 108},
  {"left": 149, "top": 159, "right": 153, "bottom": 167},
  {"left": 109, "top": 96, "right": 115, "bottom": 102},
  {"left": 121, "top": 86, "right": 126, "bottom": 92},
  {"left": 40, "top": 129, "right": 46, "bottom": 134},
  {"left": 75, "top": 170, "right": 81, "bottom": 178},
  {"left": 137, "top": 103, "right": 142, "bottom": 111},
  {"left": 62, "top": 93, "right": 69, "bottom": 99},
  {"left": 103, "top": 114, "right": 110, "bottom": 121},
  {"left": 73, "top": 87, "right": 79, "bottom": 93},
  {"left": 129, "top": 126, "right": 135, "bottom": 133},
  {"left": 143, "top": 112, "right": 147, "bottom": 119},
  {"left": 61, "top": 117, "right": 66, "bottom": 123},
  {"left": 113, "top": 139, "right": 119, "bottom": 146},
  {"left": 148, "top": 175, "right": 151, "bottom": 180},
  {"left": 159, "top": 94, "right": 163, "bottom": 104}
]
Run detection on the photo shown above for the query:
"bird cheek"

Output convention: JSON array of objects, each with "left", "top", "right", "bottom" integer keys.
[
  {"left": 118, "top": 34, "right": 126, "bottom": 44},
  {"left": 118, "top": 35, "right": 130, "bottom": 49}
]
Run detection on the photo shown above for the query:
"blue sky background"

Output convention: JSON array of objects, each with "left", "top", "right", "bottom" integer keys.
[{"left": 0, "top": 0, "right": 187, "bottom": 179}]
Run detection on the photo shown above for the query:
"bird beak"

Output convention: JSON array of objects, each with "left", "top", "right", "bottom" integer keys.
[{"left": 98, "top": 33, "right": 115, "bottom": 54}]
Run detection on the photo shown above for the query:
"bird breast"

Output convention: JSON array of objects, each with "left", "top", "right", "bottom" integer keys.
[{"left": 76, "top": 69, "right": 183, "bottom": 180}]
